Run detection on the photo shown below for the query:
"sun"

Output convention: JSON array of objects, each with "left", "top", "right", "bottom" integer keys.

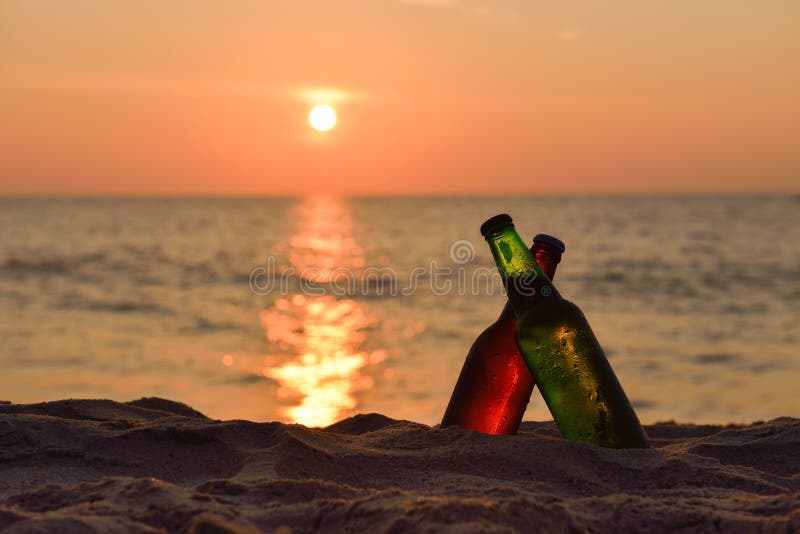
[{"left": 309, "top": 104, "right": 337, "bottom": 132}]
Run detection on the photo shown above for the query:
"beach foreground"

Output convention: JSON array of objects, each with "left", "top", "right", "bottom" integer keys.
[{"left": 0, "top": 398, "right": 797, "bottom": 532}]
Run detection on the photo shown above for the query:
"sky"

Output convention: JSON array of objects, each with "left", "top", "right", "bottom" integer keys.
[{"left": 1, "top": 0, "right": 798, "bottom": 195}]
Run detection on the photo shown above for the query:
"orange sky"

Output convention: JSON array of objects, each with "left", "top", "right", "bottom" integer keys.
[{"left": 1, "top": 1, "right": 798, "bottom": 195}]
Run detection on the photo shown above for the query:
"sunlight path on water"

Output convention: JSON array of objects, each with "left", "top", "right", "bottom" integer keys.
[{"left": 260, "top": 196, "right": 376, "bottom": 427}]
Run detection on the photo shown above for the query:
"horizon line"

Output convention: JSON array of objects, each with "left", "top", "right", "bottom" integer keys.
[{"left": 0, "top": 191, "right": 798, "bottom": 200}]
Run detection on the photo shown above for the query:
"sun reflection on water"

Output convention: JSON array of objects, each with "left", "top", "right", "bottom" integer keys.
[{"left": 260, "top": 196, "right": 375, "bottom": 427}]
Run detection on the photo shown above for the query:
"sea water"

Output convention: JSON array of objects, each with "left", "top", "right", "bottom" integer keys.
[{"left": 1, "top": 195, "right": 797, "bottom": 426}]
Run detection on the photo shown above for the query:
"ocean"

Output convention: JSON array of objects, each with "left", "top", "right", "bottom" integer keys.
[{"left": 0, "top": 196, "right": 798, "bottom": 427}]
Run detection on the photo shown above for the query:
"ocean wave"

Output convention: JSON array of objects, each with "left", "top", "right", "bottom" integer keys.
[
  {"left": 55, "top": 295, "right": 173, "bottom": 315},
  {"left": 180, "top": 316, "right": 247, "bottom": 334},
  {"left": 1, "top": 252, "right": 109, "bottom": 275}
]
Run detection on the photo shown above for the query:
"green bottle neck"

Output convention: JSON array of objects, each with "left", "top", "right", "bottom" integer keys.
[{"left": 485, "top": 226, "right": 560, "bottom": 318}]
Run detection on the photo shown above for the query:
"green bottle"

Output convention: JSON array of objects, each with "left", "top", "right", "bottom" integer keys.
[{"left": 480, "top": 214, "right": 649, "bottom": 448}]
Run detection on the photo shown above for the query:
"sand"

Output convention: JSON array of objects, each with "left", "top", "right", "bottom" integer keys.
[{"left": 0, "top": 398, "right": 797, "bottom": 533}]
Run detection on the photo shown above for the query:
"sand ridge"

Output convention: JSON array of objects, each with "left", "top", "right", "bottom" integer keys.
[{"left": 0, "top": 398, "right": 797, "bottom": 532}]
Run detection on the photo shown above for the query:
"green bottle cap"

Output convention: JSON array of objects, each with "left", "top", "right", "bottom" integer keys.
[
  {"left": 480, "top": 214, "right": 514, "bottom": 238},
  {"left": 533, "top": 234, "right": 566, "bottom": 253}
]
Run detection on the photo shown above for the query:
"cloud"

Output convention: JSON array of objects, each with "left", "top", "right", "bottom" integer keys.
[
  {"left": 398, "top": 0, "right": 460, "bottom": 5},
  {"left": 0, "top": 74, "right": 366, "bottom": 104},
  {"left": 293, "top": 86, "right": 363, "bottom": 105},
  {"left": 555, "top": 26, "right": 583, "bottom": 42},
  {"left": 0, "top": 74, "right": 287, "bottom": 96}
]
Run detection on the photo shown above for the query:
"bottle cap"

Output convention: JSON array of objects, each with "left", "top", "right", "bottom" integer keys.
[
  {"left": 480, "top": 214, "right": 514, "bottom": 238},
  {"left": 533, "top": 233, "right": 566, "bottom": 253}
]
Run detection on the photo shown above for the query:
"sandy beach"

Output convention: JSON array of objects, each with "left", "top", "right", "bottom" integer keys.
[{"left": 0, "top": 398, "right": 796, "bottom": 532}]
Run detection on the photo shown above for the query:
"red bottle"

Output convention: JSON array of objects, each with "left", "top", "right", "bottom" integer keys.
[{"left": 441, "top": 233, "right": 565, "bottom": 434}]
